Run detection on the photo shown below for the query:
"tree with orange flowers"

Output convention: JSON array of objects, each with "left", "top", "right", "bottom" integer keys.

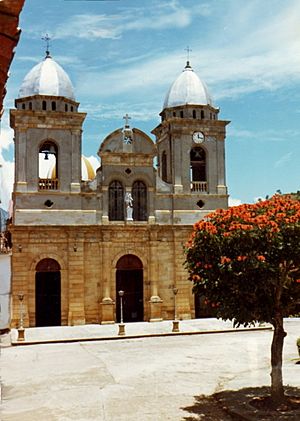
[{"left": 185, "top": 194, "right": 300, "bottom": 404}]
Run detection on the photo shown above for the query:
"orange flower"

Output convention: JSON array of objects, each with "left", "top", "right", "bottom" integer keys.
[
  {"left": 221, "top": 256, "right": 231, "bottom": 264},
  {"left": 257, "top": 255, "right": 266, "bottom": 262}
]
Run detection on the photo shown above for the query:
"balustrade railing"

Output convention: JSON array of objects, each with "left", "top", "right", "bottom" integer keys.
[
  {"left": 39, "top": 178, "right": 59, "bottom": 190},
  {"left": 191, "top": 181, "right": 208, "bottom": 193}
]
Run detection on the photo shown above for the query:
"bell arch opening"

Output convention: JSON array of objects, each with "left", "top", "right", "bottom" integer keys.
[
  {"left": 190, "top": 147, "right": 207, "bottom": 193},
  {"left": 38, "top": 141, "right": 59, "bottom": 190}
]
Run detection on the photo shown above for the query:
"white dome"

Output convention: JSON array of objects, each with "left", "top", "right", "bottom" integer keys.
[
  {"left": 163, "top": 63, "right": 213, "bottom": 109},
  {"left": 19, "top": 55, "right": 75, "bottom": 100}
]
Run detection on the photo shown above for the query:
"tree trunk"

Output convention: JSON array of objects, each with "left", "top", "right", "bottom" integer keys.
[{"left": 270, "top": 313, "right": 286, "bottom": 404}]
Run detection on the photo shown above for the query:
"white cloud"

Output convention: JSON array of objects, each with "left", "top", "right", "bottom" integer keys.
[
  {"left": 228, "top": 197, "right": 242, "bottom": 207},
  {"left": 54, "top": 1, "right": 195, "bottom": 41},
  {"left": 0, "top": 158, "right": 14, "bottom": 212},
  {"left": 274, "top": 152, "right": 293, "bottom": 168},
  {"left": 0, "top": 126, "right": 14, "bottom": 152},
  {"left": 228, "top": 127, "right": 300, "bottom": 143}
]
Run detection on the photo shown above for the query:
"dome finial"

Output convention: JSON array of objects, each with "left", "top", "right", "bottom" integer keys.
[
  {"left": 41, "top": 33, "right": 52, "bottom": 58},
  {"left": 184, "top": 46, "right": 192, "bottom": 68}
]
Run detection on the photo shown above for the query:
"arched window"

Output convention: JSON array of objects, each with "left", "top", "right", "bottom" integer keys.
[
  {"left": 132, "top": 180, "right": 147, "bottom": 221},
  {"left": 29, "top": 102, "right": 32, "bottom": 110},
  {"left": 192, "top": 110, "right": 196, "bottom": 119},
  {"left": 38, "top": 141, "right": 58, "bottom": 190},
  {"left": 42, "top": 101, "right": 47, "bottom": 110},
  {"left": 70, "top": 106, "right": 74, "bottom": 112},
  {"left": 161, "top": 151, "right": 167, "bottom": 182},
  {"left": 173, "top": 111, "right": 176, "bottom": 117},
  {"left": 190, "top": 147, "right": 207, "bottom": 192},
  {"left": 109, "top": 181, "right": 124, "bottom": 221},
  {"left": 180, "top": 110, "right": 184, "bottom": 118},
  {"left": 22, "top": 103, "right": 25, "bottom": 110},
  {"left": 51, "top": 101, "right": 56, "bottom": 111},
  {"left": 65, "top": 104, "right": 68, "bottom": 112},
  {"left": 201, "top": 110, "right": 204, "bottom": 119}
]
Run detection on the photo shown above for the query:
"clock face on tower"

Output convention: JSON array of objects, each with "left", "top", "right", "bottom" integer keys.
[{"left": 192, "top": 131, "right": 204, "bottom": 143}]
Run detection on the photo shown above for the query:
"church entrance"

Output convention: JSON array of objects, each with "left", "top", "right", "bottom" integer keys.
[
  {"left": 116, "top": 254, "right": 143, "bottom": 323},
  {"left": 35, "top": 258, "right": 61, "bottom": 327}
]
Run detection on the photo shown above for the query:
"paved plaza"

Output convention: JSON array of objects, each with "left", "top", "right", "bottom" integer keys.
[{"left": 0, "top": 319, "right": 299, "bottom": 420}]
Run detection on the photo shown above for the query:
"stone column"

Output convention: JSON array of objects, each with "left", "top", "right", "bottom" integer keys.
[
  {"left": 149, "top": 230, "right": 163, "bottom": 321},
  {"left": 15, "top": 129, "right": 28, "bottom": 192},
  {"left": 100, "top": 232, "right": 115, "bottom": 323},
  {"left": 70, "top": 129, "right": 81, "bottom": 193},
  {"left": 67, "top": 234, "right": 85, "bottom": 325},
  {"left": 216, "top": 138, "right": 227, "bottom": 195},
  {"left": 173, "top": 136, "right": 183, "bottom": 194}
]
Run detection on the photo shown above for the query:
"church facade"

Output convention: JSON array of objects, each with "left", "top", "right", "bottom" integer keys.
[{"left": 9, "top": 53, "right": 229, "bottom": 327}]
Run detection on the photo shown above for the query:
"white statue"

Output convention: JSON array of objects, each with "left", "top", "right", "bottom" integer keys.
[{"left": 125, "top": 192, "right": 133, "bottom": 220}]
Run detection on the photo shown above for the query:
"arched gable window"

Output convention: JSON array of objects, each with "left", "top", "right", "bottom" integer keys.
[
  {"left": 190, "top": 147, "right": 207, "bottom": 192},
  {"left": 38, "top": 141, "right": 58, "bottom": 190},
  {"left": 132, "top": 180, "right": 147, "bottom": 221},
  {"left": 109, "top": 181, "right": 124, "bottom": 221},
  {"left": 161, "top": 151, "right": 167, "bottom": 182}
]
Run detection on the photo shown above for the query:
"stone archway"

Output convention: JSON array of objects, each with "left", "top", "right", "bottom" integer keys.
[
  {"left": 116, "top": 254, "right": 143, "bottom": 323},
  {"left": 35, "top": 258, "right": 61, "bottom": 326}
]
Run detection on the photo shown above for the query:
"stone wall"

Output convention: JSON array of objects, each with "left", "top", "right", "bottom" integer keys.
[{"left": 10, "top": 224, "right": 194, "bottom": 327}]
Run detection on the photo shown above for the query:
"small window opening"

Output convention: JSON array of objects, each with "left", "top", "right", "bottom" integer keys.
[
  {"left": 193, "top": 110, "right": 196, "bottom": 119},
  {"left": 51, "top": 101, "right": 56, "bottom": 111},
  {"left": 197, "top": 200, "right": 205, "bottom": 209},
  {"left": 65, "top": 104, "right": 68, "bottom": 112},
  {"left": 42, "top": 101, "right": 47, "bottom": 110},
  {"left": 22, "top": 103, "right": 26, "bottom": 110},
  {"left": 173, "top": 111, "right": 176, "bottom": 117},
  {"left": 29, "top": 102, "right": 32, "bottom": 110},
  {"left": 201, "top": 110, "right": 204, "bottom": 119},
  {"left": 180, "top": 110, "right": 184, "bottom": 118},
  {"left": 70, "top": 106, "right": 74, "bottom": 112}
]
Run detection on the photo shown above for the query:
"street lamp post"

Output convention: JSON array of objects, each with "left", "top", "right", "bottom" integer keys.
[
  {"left": 172, "top": 287, "right": 179, "bottom": 332},
  {"left": 118, "top": 290, "right": 125, "bottom": 336},
  {"left": 17, "top": 293, "right": 25, "bottom": 341}
]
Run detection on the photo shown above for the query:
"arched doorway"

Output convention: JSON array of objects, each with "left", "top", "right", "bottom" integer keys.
[
  {"left": 35, "top": 258, "right": 61, "bottom": 326},
  {"left": 116, "top": 254, "right": 143, "bottom": 323}
]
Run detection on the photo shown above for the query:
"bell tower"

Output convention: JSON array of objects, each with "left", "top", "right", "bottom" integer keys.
[
  {"left": 10, "top": 51, "right": 86, "bottom": 225},
  {"left": 152, "top": 60, "right": 229, "bottom": 219}
]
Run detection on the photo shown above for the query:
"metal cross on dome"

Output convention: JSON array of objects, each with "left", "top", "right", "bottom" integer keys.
[
  {"left": 185, "top": 46, "right": 192, "bottom": 61},
  {"left": 123, "top": 113, "right": 131, "bottom": 128},
  {"left": 42, "top": 33, "right": 51, "bottom": 57},
  {"left": 185, "top": 46, "right": 192, "bottom": 68}
]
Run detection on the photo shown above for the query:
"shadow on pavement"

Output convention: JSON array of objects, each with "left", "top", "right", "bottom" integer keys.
[{"left": 182, "top": 386, "right": 300, "bottom": 421}]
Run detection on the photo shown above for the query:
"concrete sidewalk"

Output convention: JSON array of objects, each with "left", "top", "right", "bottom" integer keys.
[
  {"left": 0, "top": 319, "right": 299, "bottom": 421},
  {"left": 6, "top": 318, "right": 272, "bottom": 346}
]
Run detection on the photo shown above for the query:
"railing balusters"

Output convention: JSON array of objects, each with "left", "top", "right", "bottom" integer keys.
[
  {"left": 191, "top": 181, "right": 208, "bottom": 192},
  {"left": 38, "top": 178, "right": 59, "bottom": 190}
]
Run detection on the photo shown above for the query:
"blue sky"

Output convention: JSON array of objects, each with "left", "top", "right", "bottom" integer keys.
[{"left": 0, "top": 0, "right": 300, "bottom": 210}]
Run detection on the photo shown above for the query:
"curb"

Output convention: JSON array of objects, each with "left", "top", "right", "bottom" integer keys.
[{"left": 11, "top": 326, "right": 272, "bottom": 347}]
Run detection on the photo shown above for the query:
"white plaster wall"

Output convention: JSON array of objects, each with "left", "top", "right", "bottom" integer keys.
[{"left": 0, "top": 254, "right": 11, "bottom": 329}]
